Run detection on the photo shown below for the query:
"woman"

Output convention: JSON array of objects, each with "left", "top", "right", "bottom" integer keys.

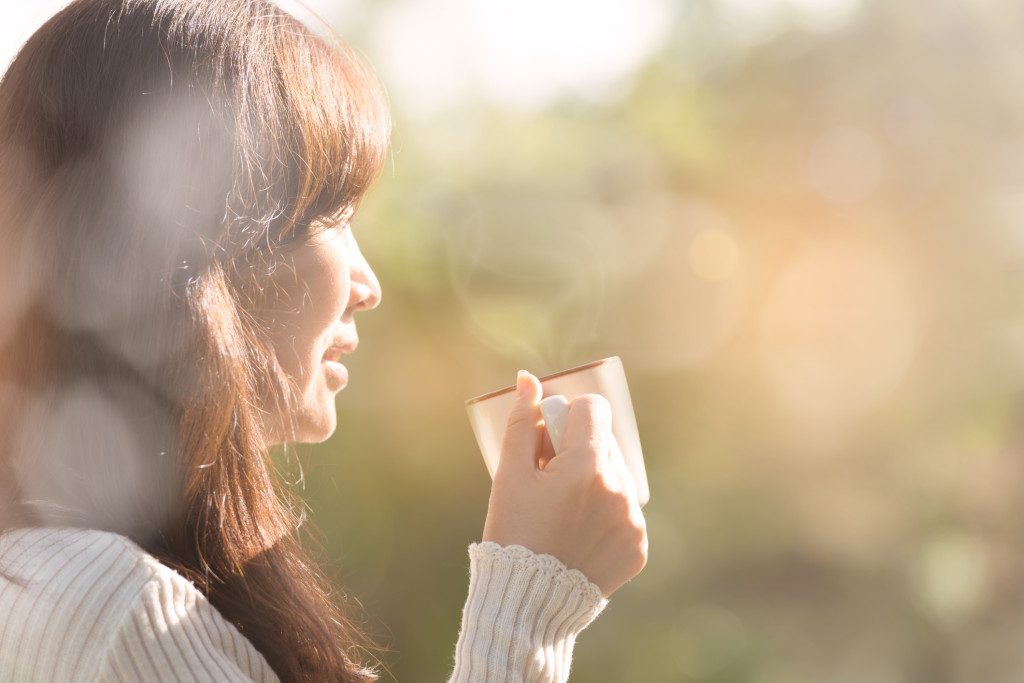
[{"left": 0, "top": 0, "right": 648, "bottom": 681}]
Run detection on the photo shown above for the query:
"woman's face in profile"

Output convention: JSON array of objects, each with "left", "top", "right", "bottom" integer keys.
[{"left": 260, "top": 221, "right": 381, "bottom": 445}]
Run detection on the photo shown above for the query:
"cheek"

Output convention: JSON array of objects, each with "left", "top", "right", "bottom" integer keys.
[
  {"left": 255, "top": 237, "right": 351, "bottom": 444},
  {"left": 273, "top": 242, "right": 351, "bottom": 382}
]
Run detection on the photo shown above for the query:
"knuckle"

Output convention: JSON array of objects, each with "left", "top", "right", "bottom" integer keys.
[
  {"left": 599, "top": 482, "right": 633, "bottom": 517},
  {"left": 573, "top": 392, "right": 606, "bottom": 409},
  {"left": 571, "top": 393, "right": 612, "bottom": 423},
  {"left": 632, "top": 544, "right": 648, "bottom": 574},
  {"left": 506, "top": 408, "right": 536, "bottom": 430},
  {"left": 569, "top": 395, "right": 606, "bottom": 428},
  {"left": 590, "top": 467, "right": 618, "bottom": 492},
  {"left": 630, "top": 519, "right": 647, "bottom": 545},
  {"left": 625, "top": 529, "right": 648, "bottom": 574}
]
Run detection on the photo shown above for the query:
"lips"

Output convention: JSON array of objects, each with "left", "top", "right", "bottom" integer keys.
[
  {"left": 323, "top": 336, "right": 357, "bottom": 362},
  {"left": 323, "top": 358, "right": 349, "bottom": 387}
]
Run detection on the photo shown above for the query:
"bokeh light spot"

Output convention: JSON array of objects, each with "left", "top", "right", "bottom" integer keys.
[
  {"left": 373, "top": 0, "right": 672, "bottom": 114},
  {"left": 910, "top": 531, "right": 989, "bottom": 625},
  {"left": 758, "top": 239, "right": 918, "bottom": 426}
]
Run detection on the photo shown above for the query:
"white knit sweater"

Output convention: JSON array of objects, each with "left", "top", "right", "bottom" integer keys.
[{"left": 0, "top": 527, "right": 608, "bottom": 681}]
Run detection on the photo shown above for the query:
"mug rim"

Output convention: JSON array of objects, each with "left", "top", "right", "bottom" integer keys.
[{"left": 464, "top": 356, "right": 621, "bottom": 406}]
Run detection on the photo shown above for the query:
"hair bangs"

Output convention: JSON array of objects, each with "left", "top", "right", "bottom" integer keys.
[{"left": 275, "top": 22, "right": 391, "bottom": 241}]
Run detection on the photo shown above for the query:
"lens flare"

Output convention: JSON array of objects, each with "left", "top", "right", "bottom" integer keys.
[{"left": 757, "top": 239, "right": 918, "bottom": 427}]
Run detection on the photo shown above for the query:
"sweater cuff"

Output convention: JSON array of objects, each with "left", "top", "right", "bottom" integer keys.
[{"left": 448, "top": 541, "right": 609, "bottom": 683}]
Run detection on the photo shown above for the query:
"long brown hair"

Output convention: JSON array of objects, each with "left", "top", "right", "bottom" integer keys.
[{"left": 0, "top": 0, "right": 391, "bottom": 679}]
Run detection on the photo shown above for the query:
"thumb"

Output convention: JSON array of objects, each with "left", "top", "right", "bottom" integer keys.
[{"left": 498, "top": 369, "right": 543, "bottom": 474}]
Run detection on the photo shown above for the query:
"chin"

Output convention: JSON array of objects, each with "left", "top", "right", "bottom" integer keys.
[
  {"left": 297, "top": 426, "right": 334, "bottom": 445},
  {"left": 282, "top": 377, "right": 341, "bottom": 444},
  {"left": 300, "top": 409, "right": 337, "bottom": 444}
]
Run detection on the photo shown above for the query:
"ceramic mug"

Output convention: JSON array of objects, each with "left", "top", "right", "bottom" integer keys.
[{"left": 465, "top": 356, "right": 650, "bottom": 507}]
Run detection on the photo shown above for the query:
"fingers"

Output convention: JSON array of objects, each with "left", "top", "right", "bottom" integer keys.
[
  {"left": 498, "top": 370, "right": 544, "bottom": 474},
  {"left": 559, "top": 393, "right": 613, "bottom": 467},
  {"left": 512, "top": 389, "right": 623, "bottom": 479},
  {"left": 538, "top": 427, "right": 557, "bottom": 470},
  {"left": 607, "top": 434, "right": 639, "bottom": 504}
]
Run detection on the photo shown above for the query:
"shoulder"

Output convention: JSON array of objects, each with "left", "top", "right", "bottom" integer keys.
[
  {"left": 0, "top": 526, "right": 177, "bottom": 612},
  {"left": 0, "top": 527, "right": 277, "bottom": 682},
  {"left": 0, "top": 526, "right": 159, "bottom": 680},
  {"left": 0, "top": 525, "right": 159, "bottom": 583}
]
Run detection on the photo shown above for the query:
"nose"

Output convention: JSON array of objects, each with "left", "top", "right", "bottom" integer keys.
[{"left": 347, "top": 236, "right": 382, "bottom": 314}]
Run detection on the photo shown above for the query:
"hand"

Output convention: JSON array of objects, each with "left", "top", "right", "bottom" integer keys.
[{"left": 481, "top": 370, "right": 649, "bottom": 599}]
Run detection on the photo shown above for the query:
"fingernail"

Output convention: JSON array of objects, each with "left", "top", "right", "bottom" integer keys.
[{"left": 516, "top": 370, "right": 529, "bottom": 397}]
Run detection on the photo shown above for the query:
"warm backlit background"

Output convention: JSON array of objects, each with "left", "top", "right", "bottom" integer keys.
[{"left": 5, "top": 1, "right": 1024, "bottom": 681}]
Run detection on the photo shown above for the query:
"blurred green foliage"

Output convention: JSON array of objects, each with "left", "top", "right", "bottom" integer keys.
[{"left": 289, "top": 1, "right": 1024, "bottom": 681}]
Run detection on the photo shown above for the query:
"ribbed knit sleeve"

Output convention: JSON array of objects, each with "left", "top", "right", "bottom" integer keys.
[
  {"left": 447, "top": 542, "right": 609, "bottom": 683},
  {"left": 2, "top": 528, "right": 609, "bottom": 683},
  {"left": 96, "top": 564, "right": 278, "bottom": 683}
]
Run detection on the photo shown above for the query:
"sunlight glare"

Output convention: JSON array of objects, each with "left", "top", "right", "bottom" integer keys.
[{"left": 373, "top": 0, "right": 672, "bottom": 114}]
